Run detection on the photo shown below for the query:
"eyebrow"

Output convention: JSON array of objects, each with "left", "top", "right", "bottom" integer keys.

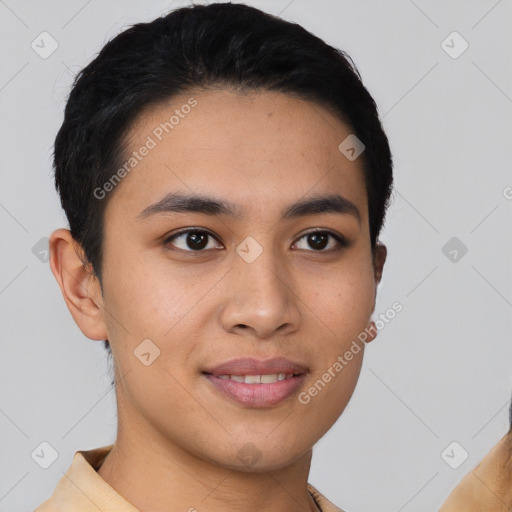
[{"left": 135, "top": 192, "right": 361, "bottom": 224}]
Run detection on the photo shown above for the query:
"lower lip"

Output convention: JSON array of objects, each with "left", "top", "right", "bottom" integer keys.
[{"left": 203, "top": 373, "right": 307, "bottom": 408}]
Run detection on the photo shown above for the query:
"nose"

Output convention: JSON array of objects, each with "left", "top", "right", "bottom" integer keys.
[{"left": 219, "top": 245, "right": 301, "bottom": 339}]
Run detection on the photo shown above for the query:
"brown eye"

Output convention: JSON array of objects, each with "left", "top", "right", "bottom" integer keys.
[
  {"left": 164, "top": 229, "right": 222, "bottom": 252},
  {"left": 293, "top": 230, "right": 348, "bottom": 252}
]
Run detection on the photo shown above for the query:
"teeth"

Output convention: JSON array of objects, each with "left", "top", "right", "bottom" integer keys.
[
  {"left": 216, "top": 373, "right": 295, "bottom": 383},
  {"left": 245, "top": 374, "right": 263, "bottom": 384}
]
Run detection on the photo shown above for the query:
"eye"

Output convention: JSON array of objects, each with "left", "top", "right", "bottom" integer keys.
[
  {"left": 163, "top": 228, "right": 349, "bottom": 253},
  {"left": 164, "top": 229, "right": 222, "bottom": 252},
  {"left": 293, "top": 229, "right": 348, "bottom": 252}
]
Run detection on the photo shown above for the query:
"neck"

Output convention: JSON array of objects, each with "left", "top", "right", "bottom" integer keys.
[{"left": 97, "top": 419, "right": 319, "bottom": 512}]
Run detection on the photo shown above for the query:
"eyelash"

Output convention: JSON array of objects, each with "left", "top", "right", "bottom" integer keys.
[{"left": 163, "top": 228, "right": 349, "bottom": 254}]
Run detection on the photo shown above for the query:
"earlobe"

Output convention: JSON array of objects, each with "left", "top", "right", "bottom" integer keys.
[
  {"left": 49, "top": 228, "right": 108, "bottom": 341},
  {"left": 364, "top": 320, "right": 378, "bottom": 344}
]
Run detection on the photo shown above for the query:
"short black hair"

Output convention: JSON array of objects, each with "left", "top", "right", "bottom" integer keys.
[{"left": 53, "top": 2, "right": 394, "bottom": 358}]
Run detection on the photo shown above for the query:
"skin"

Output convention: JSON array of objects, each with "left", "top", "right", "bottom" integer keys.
[{"left": 49, "top": 88, "right": 386, "bottom": 512}]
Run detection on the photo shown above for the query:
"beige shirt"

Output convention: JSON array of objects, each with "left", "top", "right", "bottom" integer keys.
[
  {"left": 34, "top": 444, "right": 345, "bottom": 512},
  {"left": 439, "top": 429, "right": 512, "bottom": 511}
]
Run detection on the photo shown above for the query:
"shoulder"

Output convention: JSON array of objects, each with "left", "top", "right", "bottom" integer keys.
[
  {"left": 308, "top": 483, "right": 347, "bottom": 512},
  {"left": 33, "top": 444, "right": 116, "bottom": 512},
  {"left": 34, "top": 496, "right": 59, "bottom": 511},
  {"left": 439, "top": 429, "right": 512, "bottom": 511}
]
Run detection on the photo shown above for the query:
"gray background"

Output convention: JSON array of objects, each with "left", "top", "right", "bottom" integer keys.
[{"left": 1, "top": 1, "right": 511, "bottom": 511}]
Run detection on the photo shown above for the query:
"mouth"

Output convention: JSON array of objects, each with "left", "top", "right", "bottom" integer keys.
[
  {"left": 203, "top": 372, "right": 301, "bottom": 383},
  {"left": 201, "top": 357, "right": 309, "bottom": 408}
]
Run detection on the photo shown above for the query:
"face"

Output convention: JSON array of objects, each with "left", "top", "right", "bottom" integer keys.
[{"left": 61, "top": 89, "right": 385, "bottom": 472}]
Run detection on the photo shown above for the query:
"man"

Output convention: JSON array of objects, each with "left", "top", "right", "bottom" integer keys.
[{"left": 36, "top": 3, "right": 393, "bottom": 510}]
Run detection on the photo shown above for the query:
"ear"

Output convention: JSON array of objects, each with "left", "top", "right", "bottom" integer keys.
[
  {"left": 365, "top": 242, "right": 387, "bottom": 344},
  {"left": 372, "top": 241, "right": 387, "bottom": 285},
  {"left": 49, "top": 228, "right": 108, "bottom": 341}
]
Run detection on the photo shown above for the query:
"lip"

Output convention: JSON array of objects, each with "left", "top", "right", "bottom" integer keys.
[
  {"left": 202, "top": 357, "right": 309, "bottom": 408},
  {"left": 202, "top": 356, "right": 308, "bottom": 376},
  {"left": 203, "top": 373, "right": 308, "bottom": 408}
]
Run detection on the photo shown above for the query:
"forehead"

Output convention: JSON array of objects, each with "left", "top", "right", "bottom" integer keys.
[{"left": 106, "top": 88, "right": 368, "bottom": 222}]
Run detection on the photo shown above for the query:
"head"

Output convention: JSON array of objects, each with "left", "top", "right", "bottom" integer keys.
[{"left": 50, "top": 2, "right": 392, "bottom": 471}]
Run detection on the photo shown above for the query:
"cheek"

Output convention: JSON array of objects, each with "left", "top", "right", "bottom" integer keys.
[
  {"left": 101, "top": 249, "right": 198, "bottom": 341},
  {"left": 309, "top": 258, "right": 376, "bottom": 343},
  {"left": 292, "top": 258, "right": 373, "bottom": 417},
  {"left": 100, "top": 252, "right": 212, "bottom": 393},
  {"left": 292, "top": 347, "right": 364, "bottom": 448}
]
